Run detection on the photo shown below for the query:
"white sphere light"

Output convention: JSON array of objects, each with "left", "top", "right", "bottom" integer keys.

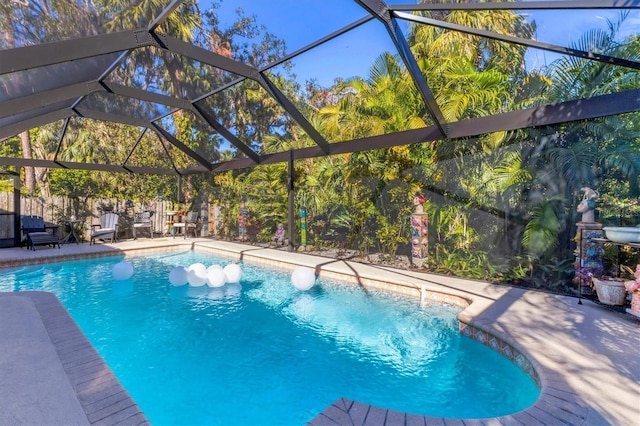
[
  {"left": 291, "top": 266, "right": 316, "bottom": 291},
  {"left": 207, "top": 264, "right": 224, "bottom": 273},
  {"left": 206, "top": 265, "right": 227, "bottom": 288},
  {"left": 187, "top": 263, "right": 208, "bottom": 287},
  {"left": 112, "top": 261, "right": 134, "bottom": 281},
  {"left": 223, "top": 263, "right": 243, "bottom": 284},
  {"left": 169, "top": 266, "right": 189, "bottom": 286},
  {"left": 189, "top": 262, "right": 207, "bottom": 271}
]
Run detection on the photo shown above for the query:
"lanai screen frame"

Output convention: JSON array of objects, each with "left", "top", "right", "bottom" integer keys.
[{"left": 1, "top": 0, "right": 638, "bottom": 176}]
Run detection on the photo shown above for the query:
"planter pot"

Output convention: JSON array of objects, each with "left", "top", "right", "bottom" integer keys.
[
  {"left": 602, "top": 226, "right": 640, "bottom": 244},
  {"left": 592, "top": 278, "right": 627, "bottom": 306}
]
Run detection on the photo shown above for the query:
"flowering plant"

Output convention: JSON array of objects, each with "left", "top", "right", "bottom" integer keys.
[
  {"left": 624, "top": 264, "right": 640, "bottom": 293},
  {"left": 625, "top": 280, "right": 640, "bottom": 292},
  {"left": 577, "top": 262, "right": 603, "bottom": 286}
]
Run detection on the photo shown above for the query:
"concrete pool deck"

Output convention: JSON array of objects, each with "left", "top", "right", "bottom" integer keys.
[{"left": 0, "top": 237, "right": 638, "bottom": 425}]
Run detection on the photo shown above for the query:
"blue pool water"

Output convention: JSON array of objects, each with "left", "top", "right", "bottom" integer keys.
[{"left": 0, "top": 251, "right": 539, "bottom": 424}]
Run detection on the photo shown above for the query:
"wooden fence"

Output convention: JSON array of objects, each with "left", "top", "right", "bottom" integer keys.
[{"left": 0, "top": 193, "right": 219, "bottom": 247}]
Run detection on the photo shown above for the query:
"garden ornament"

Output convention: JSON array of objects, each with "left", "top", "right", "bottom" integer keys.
[{"left": 577, "top": 187, "right": 599, "bottom": 223}]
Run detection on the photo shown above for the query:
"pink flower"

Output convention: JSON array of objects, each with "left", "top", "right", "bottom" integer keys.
[{"left": 625, "top": 280, "right": 640, "bottom": 292}]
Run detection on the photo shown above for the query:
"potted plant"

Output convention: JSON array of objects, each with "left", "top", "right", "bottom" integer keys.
[
  {"left": 592, "top": 275, "right": 627, "bottom": 306},
  {"left": 581, "top": 261, "right": 628, "bottom": 305}
]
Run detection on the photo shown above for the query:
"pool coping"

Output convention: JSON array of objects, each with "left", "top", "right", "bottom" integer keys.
[
  {"left": 0, "top": 291, "right": 149, "bottom": 425},
  {"left": 1, "top": 239, "right": 638, "bottom": 425}
]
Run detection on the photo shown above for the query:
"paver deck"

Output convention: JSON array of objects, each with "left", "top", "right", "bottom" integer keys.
[
  {"left": 0, "top": 291, "right": 148, "bottom": 425},
  {"left": 0, "top": 238, "right": 638, "bottom": 425}
]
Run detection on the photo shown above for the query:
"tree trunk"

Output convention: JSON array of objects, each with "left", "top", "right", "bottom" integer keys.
[{"left": 19, "top": 131, "right": 36, "bottom": 192}]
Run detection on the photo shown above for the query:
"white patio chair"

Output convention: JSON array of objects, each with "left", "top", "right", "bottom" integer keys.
[
  {"left": 90, "top": 212, "right": 119, "bottom": 245},
  {"left": 172, "top": 211, "right": 198, "bottom": 239}
]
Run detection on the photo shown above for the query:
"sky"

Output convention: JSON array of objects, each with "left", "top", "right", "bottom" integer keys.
[
  {"left": 211, "top": 0, "right": 390, "bottom": 87},
  {"left": 208, "top": 0, "right": 640, "bottom": 87}
]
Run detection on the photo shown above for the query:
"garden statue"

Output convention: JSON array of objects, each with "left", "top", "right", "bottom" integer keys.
[
  {"left": 272, "top": 223, "right": 285, "bottom": 245},
  {"left": 577, "top": 187, "right": 599, "bottom": 223},
  {"left": 413, "top": 193, "right": 426, "bottom": 214},
  {"left": 410, "top": 192, "right": 428, "bottom": 267}
]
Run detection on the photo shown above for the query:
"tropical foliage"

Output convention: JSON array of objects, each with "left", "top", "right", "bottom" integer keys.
[{"left": 1, "top": 2, "right": 639, "bottom": 295}]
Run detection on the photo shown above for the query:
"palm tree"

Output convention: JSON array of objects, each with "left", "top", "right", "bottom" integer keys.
[
  {"left": 488, "top": 14, "right": 640, "bottom": 282},
  {"left": 408, "top": 2, "right": 533, "bottom": 76}
]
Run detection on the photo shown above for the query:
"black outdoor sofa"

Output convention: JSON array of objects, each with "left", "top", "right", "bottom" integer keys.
[{"left": 20, "top": 215, "right": 60, "bottom": 251}]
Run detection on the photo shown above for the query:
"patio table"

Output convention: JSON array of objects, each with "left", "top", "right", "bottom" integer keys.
[{"left": 61, "top": 219, "right": 83, "bottom": 244}]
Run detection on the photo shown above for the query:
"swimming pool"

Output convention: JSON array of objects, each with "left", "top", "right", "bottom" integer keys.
[{"left": 0, "top": 251, "right": 539, "bottom": 424}]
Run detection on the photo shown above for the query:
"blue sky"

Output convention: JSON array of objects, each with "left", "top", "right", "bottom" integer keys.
[
  {"left": 209, "top": 1, "right": 640, "bottom": 86},
  {"left": 211, "top": 0, "right": 388, "bottom": 86}
]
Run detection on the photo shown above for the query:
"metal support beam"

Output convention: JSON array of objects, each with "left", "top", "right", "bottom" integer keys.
[
  {"left": 208, "top": 88, "right": 640, "bottom": 171},
  {"left": 157, "top": 33, "right": 334, "bottom": 156},
  {"left": 393, "top": 1, "right": 640, "bottom": 11},
  {"left": 396, "top": 11, "right": 640, "bottom": 71},
  {"left": 152, "top": 123, "right": 213, "bottom": 171},
  {"left": 177, "top": 175, "right": 183, "bottom": 204},
  {"left": 155, "top": 33, "right": 259, "bottom": 79},
  {"left": 0, "top": 81, "right": 102, "bottom": 119},
  {"left": 0, "top": 109, "right": 75, "bottom": 140},
  {"left": 192, "top": 15, "right": 375, "bottom": 103},
  {"left": 3, "top": 89, "right": 638, "bottom": 176},
  {"left": 191, "top": 103, "right": 260, "bottom": 163},
  {"left": 0, "top": 156, "right": 180, "bottom": 175},
  {"left": 258, "top": 74, "right": 331, "bottom": 154},
  {"left": 155, "top": 132, "right": 182, "bottom": 175},
  {"left": 148, "top": 0, "right": 185, "bottom": 32},
  {"left": 53, "top": 117, "right": 71, "bottom": 162},
  {"left": 0, "top": 30, "right": 156, "bottom": 75},
  {"left": 104, "top": 82, "right": 195, "bottom": 111},
  {"left": 74, "top": 108, "right": 150, "bottom": 128},
  {"left": 123, "top": 128, "right": 148, "bottom": 167},
  {"left": 13, "top": 168, "right": 21, "bottom": 247},
  {"left": 288, "top": 150, "right": 295, "bottom": 252},
  {"left": 355, "top": 0, "right": 448, "bottom": 137}
]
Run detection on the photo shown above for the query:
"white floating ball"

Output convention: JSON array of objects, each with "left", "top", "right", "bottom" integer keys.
[
  {"left": 112, "top": 261, "right": 134, "bottom": 281},
  {"left": 291, "top": 266, "right": 316, "bottom": 291},
  {"left": 223, "top": 263, "right": 243, "bottom": 284},
  {"left": 169, "top": 266, "right": 189, "bottom": 286},
  {"left": 206, "top": 265, "right": 227, "bottom": 288},
  {"left": 207, "top": 264, "right": 224, "bottom": 273},
  {"left": 187, "top": 263, "right": 208, "bottom": 287},
  {"left": 188, "top": 263, "right": 207, "bottom": 272}
]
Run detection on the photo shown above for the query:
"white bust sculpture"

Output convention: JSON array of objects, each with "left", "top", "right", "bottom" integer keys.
[{"left": 577, "top": 187, "right": 599, "bottom": 223}]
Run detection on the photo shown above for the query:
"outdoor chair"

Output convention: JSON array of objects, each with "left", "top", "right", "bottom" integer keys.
[
  {"left": 132, "top": 211, "right": 154, "bottom": 239},
  {"left": 172, "top": 211, "right": 198, "bottom": 239},
  {"left": 20, "top": 215, "right": 60, "bottom": 251},
  {"left": 90, "top": 212, "right": 119, "bottom": 245}
]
